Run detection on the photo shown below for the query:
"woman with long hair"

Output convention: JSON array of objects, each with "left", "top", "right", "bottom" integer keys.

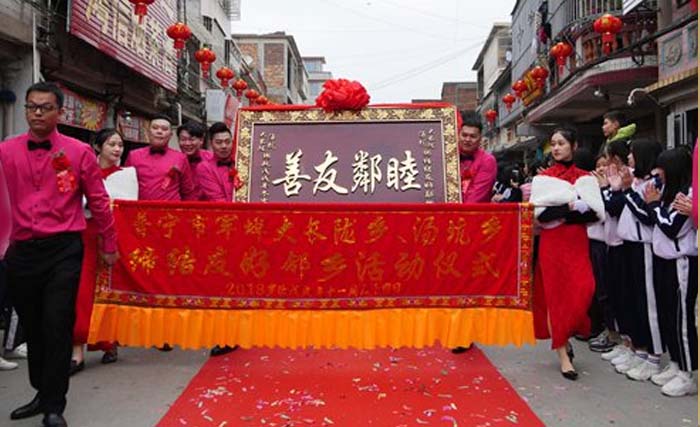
[
  {"left": 530, "top": 127, "right": 604, "bottom": 380},
  {"left": 644, "top": 147, "right": 697, "bottom": 396},
  {"left": 607, "top": 138, "right": 663, "bottom": 381},
  {"left": 71, "top": 128, "right": 137, "bottom": 374}
]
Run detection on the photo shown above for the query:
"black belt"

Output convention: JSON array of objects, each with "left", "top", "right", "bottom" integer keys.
[{"left": 14, "top": 232, "right": 81, "bottom": 248}]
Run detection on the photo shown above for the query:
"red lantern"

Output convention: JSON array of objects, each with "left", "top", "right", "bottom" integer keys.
[
  {"left": 232, "top": 79, "right": 248, "bottom": 97},
  {"left": 255, "top": 96, "right": 269, "bottom": 105},
  {"left": 531, "top": 66, "right": 549, "bottom": 89},
  {"left": 502, "top": 93, "right": 516, "bottom": 112},
  {"left": 194, "top": 47, "right": 217, "bottom": 79},
  {"left": 215, "top": 67, "right": 235, "bottom": 88},
  {"left": 128, "top": 0, "right": 154, "bottom": 24},
  {"left": 512, "top": 80, "right": 528, "bottom": 99},
  {"left": 593, "top": 13, "right": 623, "bottom": 55},
  {"left": 166, "top": 22, "right": 191, "bottom": 57},
  {"left": 484, "top": 109, "right": 497, "bottom": 125},
  {"left": 550, "top": 41, "right": 573, "bottom": 73},
  {"left": 245, "top": 89, "right": 260, "bottom": 102}
]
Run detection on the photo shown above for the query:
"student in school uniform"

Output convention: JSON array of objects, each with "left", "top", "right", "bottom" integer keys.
[
  {"left": 644, "top": 147, "right": 697, "bottom": 396},
  {"left": 597, "top": 141, "right": 633, "bottom": 362},
  {"left": 608, "top": 138, "right": 663, "bottom": 380}
]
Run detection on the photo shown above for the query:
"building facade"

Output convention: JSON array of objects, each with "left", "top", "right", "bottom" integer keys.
[
  {"left": 302, "top": 56, "right": 332, "bottom": 105},
  {"left": 472, "top": 23, "right": 512, "bottom": 151},
  {"left": 234, "top": 32, "right": 310, "bottom": 105},
  {"left": 440, "top": 82, "right": 478, "bottom": 113}
]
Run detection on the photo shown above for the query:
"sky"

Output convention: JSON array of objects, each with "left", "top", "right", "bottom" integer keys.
[{"left": 233, "top": 0, "right": 514, "bottom": 103}]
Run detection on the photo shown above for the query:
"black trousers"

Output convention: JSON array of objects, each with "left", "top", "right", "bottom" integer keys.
[
  {"left": 607, "top": 245, "right": 627, "bottom": 335},
  {"left": 621, "top": 241, "right": 663, "bottom": 354},
  {"left": 5, "top": 233, "right": 83, "bottom": 415},
  {"left": 654, "top": 255, "right": 698, "bottom": 371},
  {"left": 588, "top": 239, "right": 614, "bottom": 333}
]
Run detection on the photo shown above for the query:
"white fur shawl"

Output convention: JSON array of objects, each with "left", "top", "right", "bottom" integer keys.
[{"left": 530, "top": 174, "right": 605, "bottom": 223}]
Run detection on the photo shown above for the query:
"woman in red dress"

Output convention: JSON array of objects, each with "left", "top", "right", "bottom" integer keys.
[
  {"left": 71, "top": 128, "right": 137, "bottom": 374},
  {"left": 530, "top": 128, "right": 604, "bottom": 380}
]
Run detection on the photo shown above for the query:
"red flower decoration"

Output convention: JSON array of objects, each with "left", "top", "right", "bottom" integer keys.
[
  {"left": 229, "top": 167, "right": 243, "bottom": 189},
  {"left": 315, "top": 79, "right": 370, "bottom": 113},
  {"left": 167, "top": 166, "right": 180, "bottom": 178},
  {"left": 51, "top": 150, "right": 71, "bottom": 171}
]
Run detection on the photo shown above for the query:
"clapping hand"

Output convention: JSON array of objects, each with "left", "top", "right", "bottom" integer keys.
[
  {"left": 591, "top": 170, "right": 609, "bottom": 188},
  {"left": 672, "top": 193, "right": 693, "bottom": 216},
  {"left": 643, "top": 183, "right": 662, "bottom": 203},
  {"left": 606, "top": 164, "right": 623, "bottom": 191}
]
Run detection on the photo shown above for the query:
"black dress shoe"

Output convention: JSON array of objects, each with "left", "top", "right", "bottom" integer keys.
[
  {"left": 210, "top": 345, "right": 239, "bottom": 357},
  {"left": 10, "top": 394, "right": 41, "bottom": 420},
  {"left": 451, "top": 344, "right": 474, "bottom": 354},
  {"left": 101, "top": 348, "right": 118, "bottom": 364},
  {"left": 566, "top": 343, "right": 575, "bottom": 361},
  {"left": 561, "top": 369, "right": 579, "bottom": 381},
  {"left": 157, "top": 344, "right": 173, "bottom": 352},
  {"left": 68, "top": 360, "right": 84, "bottom": 376},
  {"left": 42, "top": 413, "right": 67, "bottom": 427}
]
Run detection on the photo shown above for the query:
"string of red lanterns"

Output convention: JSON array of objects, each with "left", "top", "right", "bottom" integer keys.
[
  {"left": 232, "top": 79, "right": 248, "bottom": 97},
  {"left": 128, "top": 0, "right": 154, "bottom": 24},
  {"left": 484, "top": 109, "right": 497, "bottom": 125},
  {"left": 502, "top": 93, "right": 516, "bottom": 112},
  {"left": 512, "top": 80, "right": 528, "bottom": 99},
  {"left": 593, "top": 13, "right": 623, "bottom": 55},
  {"left": 530, "top": 66, "right": 549, "bottom": 89},
  {"left": 166, "top": 22, "right": 191, "bottom": 58},
  {"left": 215, "top": 67, "right": 235, "bottom": 88},
  {"left": 550, "top": 41, "right": 573, "bottom": 73},
  {"left": 194, "top": 46, "right": 217, "bottom": 79}
]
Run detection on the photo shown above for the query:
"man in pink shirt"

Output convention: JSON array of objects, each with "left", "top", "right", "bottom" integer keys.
[
  {"left": 199, "top": 122, "right": 237, "bottom": 203},
  {"left": 458, "top": 113, "right": 497, "bottom": 204},
  {"left": 199, "top": 123, "right": 239, "bottom": 357},
  {"left": 177, "top": 121, "right": 212, "bottom": 198},
  {"left": 453, "top": 113, "right": 497, "bottom": 355},
  {"left": 125, "top": 115, "right": 199, "bottom": 201},
  {"left": 0, "top": 82, "right": 117, "bottom": 427}
]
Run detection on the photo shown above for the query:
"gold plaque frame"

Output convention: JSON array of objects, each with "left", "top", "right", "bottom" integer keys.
[{"left": 234, "top": 106, "right": 461, "bottom": 203}]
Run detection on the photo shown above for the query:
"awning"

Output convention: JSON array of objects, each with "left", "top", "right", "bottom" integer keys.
[{"left": 645, "top": 67, "right": 698, "bottom": 93}]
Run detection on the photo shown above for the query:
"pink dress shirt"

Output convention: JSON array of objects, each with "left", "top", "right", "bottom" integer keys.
[
  {"left": 0, "top": 128, "right": 117, "bottom": 253},
  {"left": 188, "top": 150, "right": 214, "bottom": 200},
  {"left": 460, "top": 147, "right": 497, "bottom": 203},
  {"left": 199, "top": 158, "right": 235, "bottom": 202},
  {"left": 692, "top": 142, "right": 697, "bottom": 227},
  {"left": 125, "top": 146, "right": 199, "bottom": 201},
  {"left": 0, "top": 163, "right": 10, "bottom": 258}
]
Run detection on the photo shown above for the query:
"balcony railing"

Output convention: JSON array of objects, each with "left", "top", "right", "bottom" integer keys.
[{"left": 550, "top": 0, "right": 658, "bottom": 37}]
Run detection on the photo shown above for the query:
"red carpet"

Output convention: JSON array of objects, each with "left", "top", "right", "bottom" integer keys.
[{"left": 158, "top": 346, "right": 544, "bottom": 427}]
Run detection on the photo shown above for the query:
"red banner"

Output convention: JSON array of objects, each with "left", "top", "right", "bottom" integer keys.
[{"left": 95, "top": 201, "right": 533, "bottom": 310}]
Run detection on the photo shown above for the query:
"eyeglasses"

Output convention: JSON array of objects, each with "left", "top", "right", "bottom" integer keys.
[{"left": 24, "top": 103, "right": 58, "bottom": 113}]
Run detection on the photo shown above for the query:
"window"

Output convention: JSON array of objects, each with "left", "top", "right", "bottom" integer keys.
[{"left": 203, "top": 16, "right": 213, "bottom": 32}]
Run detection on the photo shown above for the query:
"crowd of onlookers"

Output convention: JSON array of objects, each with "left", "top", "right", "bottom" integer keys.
[{"left": 461, "top": 109, "right": 697, "bottom": 395}]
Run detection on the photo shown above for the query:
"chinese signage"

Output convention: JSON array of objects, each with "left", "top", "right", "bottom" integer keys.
[
  {"left": 235, "top": 107, "right": 461, "bottom": 203},
  {"left": 69, "top": 0, "right": 178, "bottom": 92},
  {"left": 58, "top": 85, "right": 108, "bottom": 131},
  {"left": 96, "top": 200, "right": 533, "bottom": 310},
  {"left": 117, "top": 111, "right": 150, "bottom": 143}
]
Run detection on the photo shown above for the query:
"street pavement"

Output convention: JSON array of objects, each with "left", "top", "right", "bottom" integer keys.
[{"left": 0, "top": 340, "right": 696, "bottom": 427}]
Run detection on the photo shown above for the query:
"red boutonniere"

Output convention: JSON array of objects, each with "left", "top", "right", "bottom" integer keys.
[
  {"left": 229, "top": 167, "right": 243, "bottom": 190},
  {"left": 51, "top": 150, "right": 77, "bottom": 193},
  {"left": 461, "top": 168, "right": 473, "bottom": 195},
  {"left": 315, "top": 78, "right": 370, "bottom": 113},
  {"left": 162, "top": 165, "right": 180, "bottom": 190}
]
